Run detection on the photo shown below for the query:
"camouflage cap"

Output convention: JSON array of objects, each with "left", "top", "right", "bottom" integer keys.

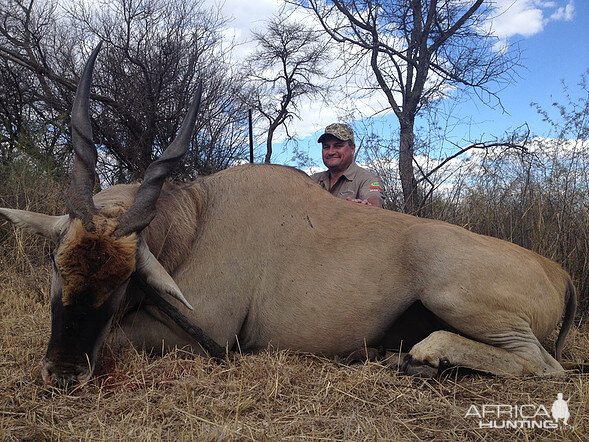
[{"left": 317, "top": 123, "right": 355, "bottom": 144}]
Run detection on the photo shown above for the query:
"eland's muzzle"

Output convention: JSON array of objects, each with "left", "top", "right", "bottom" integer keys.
[{"left": 42, "top": 359, "right": 93, "bottom": 388}]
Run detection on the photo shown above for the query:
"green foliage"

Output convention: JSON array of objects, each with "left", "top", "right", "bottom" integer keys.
[{"left": 2, "top": 123, "right": 71, "bottom": 179}]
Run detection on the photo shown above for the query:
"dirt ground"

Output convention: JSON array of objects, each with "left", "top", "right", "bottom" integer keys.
[{"left": 0, "top": 268, "right": 587, "bottom": 441}]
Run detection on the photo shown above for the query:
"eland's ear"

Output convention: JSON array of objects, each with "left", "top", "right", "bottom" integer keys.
[
  {"left": 135, "top": 237, "right": 194, "bottom": 310},
  {"left": 0, "top": 208, "right": 69, "bottom": 241}
]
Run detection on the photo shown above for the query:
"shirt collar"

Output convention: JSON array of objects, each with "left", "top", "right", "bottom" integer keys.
[
  {"left": 340, "top": 162, "right": 361, "bottom": 181},
  {"left": 317, "top": 162, "right": 360, "bottom": 186}
]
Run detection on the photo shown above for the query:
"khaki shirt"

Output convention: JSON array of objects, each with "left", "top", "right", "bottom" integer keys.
[{"left": 310, "top": 163, "right": 384, "bottom": 204}]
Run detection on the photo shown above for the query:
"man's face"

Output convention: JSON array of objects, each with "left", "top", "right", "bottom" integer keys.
[{"left": 321, "top": 136, "right": 355, "bottom": 173}]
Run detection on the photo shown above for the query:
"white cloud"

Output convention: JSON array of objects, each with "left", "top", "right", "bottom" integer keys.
[
  {"left": 489, "top": 0, "right": 545, "bottom": 39},
  {"left": 212, "top": 0, "right": 281, "bottom": 57},
  {"left": 550, "top": 2, "right": 575, "bottom": 21},
  {"left": 217, "top": 0, "right": 281, "bottom": 34},
  {"left": 489, "top": 0, "right": 576, "bottom": 41},
  {"left": 492, "top": 39, "right": 510, "bottom": 54},
  {"left": 304, "top": 166, "right": 325, "bottom": 175}
]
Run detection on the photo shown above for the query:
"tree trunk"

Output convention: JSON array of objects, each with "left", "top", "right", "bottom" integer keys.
[
  {"left": 399, "top": 117, "right": 420, "bottom": 214},
  {"left": 265, "top": 135, "right": 273, "bottom": 163},
  {"left": 265, "top": 123, "right": 278, "bottom": 164}
]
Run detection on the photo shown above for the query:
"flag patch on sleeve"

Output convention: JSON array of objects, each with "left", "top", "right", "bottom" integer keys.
[{"left": 369, "top": 182, "right": 382, "bottom": 192}]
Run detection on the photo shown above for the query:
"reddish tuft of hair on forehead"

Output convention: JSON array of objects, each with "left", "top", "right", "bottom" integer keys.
[{"left": 55, "top": 218, "right": 137, "bottom": 307}]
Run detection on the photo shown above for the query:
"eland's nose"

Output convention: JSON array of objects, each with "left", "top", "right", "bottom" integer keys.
[{"left": 42, "top": 360, "right": 91, "bottom": 388}]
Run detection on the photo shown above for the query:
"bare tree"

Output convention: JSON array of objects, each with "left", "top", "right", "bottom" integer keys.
[
  {"left": 289, "top": 0, "right": 521, "bottom": 214},
  {"left": 0, "top": 0, "right": 76, "bottom": 175},
  {"left": 0, "top": 0, "right": 249, "bottom": 182},
  {"left": 243, "top": 16, "right": 330, "bottom": 163}
]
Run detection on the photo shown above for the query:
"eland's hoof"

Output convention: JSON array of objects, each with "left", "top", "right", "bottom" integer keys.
[{"left": 401, "top": 354, "right": 439, "bottom": 378}]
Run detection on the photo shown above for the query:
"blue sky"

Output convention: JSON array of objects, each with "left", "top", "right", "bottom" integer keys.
[
  {"left": 217, "top": 0, "right": 588, "bottom": 167},
  {"left": 465, "top": 1, "right": 588, "bottom": 140}
]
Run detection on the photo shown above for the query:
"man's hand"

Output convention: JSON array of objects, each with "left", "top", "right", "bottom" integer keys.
[
  {"left": 346, "top": 197, "right": 382, "bottom": 207},
  {"left": 346, "top": 197, "right": 370, "bottom": 205}
]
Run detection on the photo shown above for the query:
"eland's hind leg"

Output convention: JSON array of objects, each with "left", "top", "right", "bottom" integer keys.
[{"left": 401, "top": 330, "right": 564, "bottom": 377}]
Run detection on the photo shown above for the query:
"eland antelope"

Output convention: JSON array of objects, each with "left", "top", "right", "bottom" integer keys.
[{"left": 0, "top": 44, "right": 577, "bottom": 386}]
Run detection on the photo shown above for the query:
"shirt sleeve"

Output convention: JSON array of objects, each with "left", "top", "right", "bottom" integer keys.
[{"left": 357, "top": 175, "right": 384, "bottom": 204}]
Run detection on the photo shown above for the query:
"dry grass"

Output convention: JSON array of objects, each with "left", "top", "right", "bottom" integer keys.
[{"left": 0, "top": 265, "right": 587, "bottom": 441}]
